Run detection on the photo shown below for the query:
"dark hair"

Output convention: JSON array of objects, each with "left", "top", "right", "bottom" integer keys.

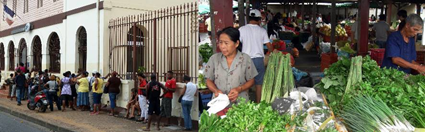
[
  {"left": 137, "top": 73, "right": 146, "bottom": 78},
  {"left": 96, "top": 73, "right": 101, "bottom": 77},
  {"left": 71, "top": 74, "right": 76, "bottom": 78},
  {"left": 39, "top": 71, "right": 44, "bottom": 75},
  {"left": 19, "top": 63, "right": 24, "bottom": 66},
  {"left": 379, "top": 14, "right": 386, "bottom": 21},
  {"left": 183, "top": 75, "right": 191, "bottom": 82},
  {"left": 17, "top": 69, "right": 21, "bottom": 73},
  {"left": 249, "top": 16, "right": 261, "bottom": 22},
  {"left": 217, "top": 27, "right": 240, "bottom": 44},
  {"left": 10, "top": 74, "right": 13, "bottom": 77},
  {"left": 397, "top": 10, "right": 407, "bottom": 18},
  {"left": 151, "top": 74, "right": 157, "bottom": 80},
  {"left": 167, "top": 71, "right": 174, "bottom": 74}
]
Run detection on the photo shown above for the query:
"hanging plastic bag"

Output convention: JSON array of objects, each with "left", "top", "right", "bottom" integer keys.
[{"left": 207, "top": 93, "right": 230, "bottom": 116}]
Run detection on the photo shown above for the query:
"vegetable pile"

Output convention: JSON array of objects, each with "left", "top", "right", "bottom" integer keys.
[
  {"left": 197, "top": 73, "right": 207, "bottom": 89},
  {"left": 199, "top": 98, "right": 294, "bottom": 132},
  {"left": 341, "top": 95, "right": 414, "bottom": 132},
  {"left": 199, "top": 43, "right": 213, "bottom": 63},
  {"left": 261, "top": 53, "right": 295, "bottom": 103},
  {"left": 316, "top": 56, "right": 425, "bottom": 127}
]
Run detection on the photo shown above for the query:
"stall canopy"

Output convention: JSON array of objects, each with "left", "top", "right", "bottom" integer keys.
[{"left": 198, "top": 1, "right": 252, "bottom": 15}]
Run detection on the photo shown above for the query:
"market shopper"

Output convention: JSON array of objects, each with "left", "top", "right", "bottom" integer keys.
[
  {"left": 161, "top": 71, "right": 176, "bottom": 126},
  {"left": 205, "top": 27, "right": 258, "bottom": 103},
  {"left": 88, "top": 71, "right": 97, "bottom": 112},
  {"left": 7, "top": 73, "right": 16, "bottom": 101},
  {"left": 382, "top": 14, "right": 425, "bottom": 74},
  {"left": 105, "top": 71, "right": 121, "bottom": 116},
  {"left": 180, "top": 75, "right": 197, "bottom": 131},
  {"left": 76, "top": 72, "right": 90, "bottom": 111},
  {"left": 372, "top": 14, "right": 390, "bottom": 48},
  {"left": 397, "top": 10, "right": 407, "bottom": 31},
  {"left": 238, "top": 9, "right": 273, "bottom": 103}
]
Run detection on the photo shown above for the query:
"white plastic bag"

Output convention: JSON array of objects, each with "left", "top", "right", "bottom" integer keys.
[{"left": 207, "top": 93, "right": 230, "bottom": 116}]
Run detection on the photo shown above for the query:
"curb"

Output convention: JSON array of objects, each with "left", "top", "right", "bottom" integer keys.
[{"left": 0, "top": 104, "right": 74, "bottom": 132}]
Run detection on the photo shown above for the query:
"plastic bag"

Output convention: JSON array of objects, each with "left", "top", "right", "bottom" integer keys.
[{"left": 207, "top": 93, "right": 230, "bottom": 116}]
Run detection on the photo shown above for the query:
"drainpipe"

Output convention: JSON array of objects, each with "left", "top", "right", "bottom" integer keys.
[{"left": 97, "top": 0, "right": 100, "bottom": 74}]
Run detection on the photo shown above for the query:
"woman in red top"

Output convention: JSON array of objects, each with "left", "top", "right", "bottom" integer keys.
[{"left": 137, "top": 73, "right": 148, "bottom": 123}]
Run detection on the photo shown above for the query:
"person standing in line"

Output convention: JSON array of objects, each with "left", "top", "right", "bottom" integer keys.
[
  {"left": 144, "top": 74, "right": 166, "bottom": 131},
  {"left": 239, "top": 9, "right": 274, "bottom": 103},
  {"left": 161, "top": 71, "right": 176, "bottom": 126},
  {"left": 137, "top": 73, "right": 148, "bottom": 123},
  {"left": 91, "top": 73, "right": 104, "bottom": 115},
  {"left": 180, "top": 75, "right": 197, "bottom": 131},
  {"left": 372, "top": 14, "right": 390, "bottom": 48},
  {"left": 76, "top": 72, "right": 90, "bottom": 111},
  {"left": 14, "top": 70, "right": 26, "bottom": 106},
  {"left": 105, "top": 71, "right": 121, "bottom": 116},
  {"left": 61, "top": 71, "right": 76, "bottom": 111},
  {"left": 44, "top": 75, "right": 61, "bottom": 111},
  {"left": 70, "top": 74, "right": 78, "bottom": 108},
  {"left": 88, "top": 71, "right": 97, "bottom": 112},
  {"left": 7, "top": 73, "right": 16, "bottom": 101}
]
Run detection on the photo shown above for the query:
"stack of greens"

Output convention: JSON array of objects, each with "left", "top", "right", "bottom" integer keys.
[
  {"left": 199, "top": 98, "right": 295, "bottom": 132},
  {"left": 199, "top": 43, "right": 213, "bottom": 63},
  {"left": 261, "top": 53, "right": 295, "bottom": 103},
  {"left": 197, "top": 73, "right": 207, "bottom": 89},
  {"left": 316, "top": 56, "right": 425, "bottom": 127},
  {"left": 341, "top": 95, "right": 414, "bottom": 132}
]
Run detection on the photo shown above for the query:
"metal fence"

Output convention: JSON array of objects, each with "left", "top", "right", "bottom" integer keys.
[{"left": 108, "top": 2, "right": 199, "bottom": 83}]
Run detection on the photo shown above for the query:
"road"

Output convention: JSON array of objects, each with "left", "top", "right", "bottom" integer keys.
[{"left": 0, "top": 111, "right": 50, "bottom": 132}]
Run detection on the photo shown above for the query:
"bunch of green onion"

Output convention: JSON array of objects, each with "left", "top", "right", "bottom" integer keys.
[{"left": 341, "top": 96, "right": 415, "bottom": 132}]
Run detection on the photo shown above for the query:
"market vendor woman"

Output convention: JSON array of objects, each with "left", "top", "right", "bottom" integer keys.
[
  {"left": 205, "top": 27, "right": 258, "bottom": 102},
  {"left": 382, "top": 14, "right": 425, "bottom": 74}
]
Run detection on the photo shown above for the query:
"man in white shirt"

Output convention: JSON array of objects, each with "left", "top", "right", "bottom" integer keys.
[
  {"left": 205, "top": 17, "right": 212, "bottom": 37},
  {"left": 372, "top": 14, "right": 390, "bottom": 48},
  {"left": 239, "top": 9, "right": 274, "bottom": 103}
]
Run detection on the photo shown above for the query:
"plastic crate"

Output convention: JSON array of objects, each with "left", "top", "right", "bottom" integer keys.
[
  {"left": 279, "top": 31, "right": 294, "bottom": 40},
  {"left": 321, "top": 53, "right": 338, "bottom": 72},
  {"left": 370, "top": 48, "right": 385, "bottom": 66},
  {"left": 416, "top": 51, "right": 425, "bottom": 64}
]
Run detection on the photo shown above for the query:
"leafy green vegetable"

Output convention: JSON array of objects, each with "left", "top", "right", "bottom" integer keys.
[
  {"left": 199, "top": 43, "right": 213, "bottom": 63},
  {"left": 199, "top": 98, "right": 295, "bottom": 132},
  {"left": 197, "top": 73, "right": 207, "bottom": 89}
]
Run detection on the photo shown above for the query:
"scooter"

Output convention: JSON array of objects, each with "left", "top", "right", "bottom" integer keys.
[{"left": 27, "top": 84, "right": 48, "bottom": 112}]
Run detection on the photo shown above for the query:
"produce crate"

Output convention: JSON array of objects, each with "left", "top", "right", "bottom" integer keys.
[
  {"left": 279, "top": 31, "right": 294, "bottom": 40},
  {"left": 370, "top": 48, "right": 385, "bottom": 66},
  {"left": 416, "top": 50, "right": 425, "bottom": 64},
  {"left": 321, "top": 53, "right": 338, "bottom": 72}
]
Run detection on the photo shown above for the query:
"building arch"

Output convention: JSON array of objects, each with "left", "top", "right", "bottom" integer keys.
[
  {"left": 32, "top": 35, "right": 42, "bottom": 71},
  {"left": 8, "top": 41, "right": 15, "bottom": 71},
  {"left": 47, "top": 32, "right": 60, "bottom": 73}
]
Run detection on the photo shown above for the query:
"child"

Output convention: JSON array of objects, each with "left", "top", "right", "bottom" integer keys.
[
  {"left": 125, "top": 88, "right": 139, "bottom": 119},
  {"left": 144, "top": 74, "right": 166, "bottom": 131},
  {"left": 6, "top": 73, "right": 15, "bottom": 101}
]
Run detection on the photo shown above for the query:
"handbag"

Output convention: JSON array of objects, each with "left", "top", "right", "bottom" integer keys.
[
  {"left": 103, "top": 85, "right": 109, "bottom": 93},
  {"left": 178, "top": 95, "right": 183, "bottom": 103}
]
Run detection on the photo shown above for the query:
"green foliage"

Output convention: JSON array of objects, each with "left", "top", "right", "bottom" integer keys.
[
  {"left": 137, "top": 66, "right": 146, "bottom": 74},
  {"left": 199, "top": 98, "right": 296, "bottom": 132},
  {"left": 316, "top": 56, "right": 425, "bottom": 127},
  {"left": 199, "top": 43, "right": 213, "bottom": 63}
]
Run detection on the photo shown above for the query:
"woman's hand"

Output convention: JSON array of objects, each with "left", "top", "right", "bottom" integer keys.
[
  {"left": 214, "top": 89, "right": 223, "bottom": 97},
  {"left": 228, "top": 88, "right": 240, "bottom": 102}
]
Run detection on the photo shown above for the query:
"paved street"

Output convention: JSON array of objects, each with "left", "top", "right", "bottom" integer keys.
[
  {"left": 0, "top": 97, "right": 193, "bottom": 132},
  {"left": 0, "top": 111, "right": 50, "bottom": 132}
]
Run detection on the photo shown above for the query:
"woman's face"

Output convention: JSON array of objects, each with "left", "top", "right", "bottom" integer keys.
[
  {"left": 218, "top": 34, "right": 239, "bottom": 57},
  {"left": 405, "top": 23, "right": 423, "bottom": 38}
]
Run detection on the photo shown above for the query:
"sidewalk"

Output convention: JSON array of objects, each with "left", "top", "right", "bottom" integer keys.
[{"left": 0, "top": 97, "right": 195, "bottom": 132}]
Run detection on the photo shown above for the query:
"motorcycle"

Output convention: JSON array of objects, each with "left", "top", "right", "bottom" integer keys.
[{"left": 27, "top": 84, "right": 48, "bottom": 112}]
